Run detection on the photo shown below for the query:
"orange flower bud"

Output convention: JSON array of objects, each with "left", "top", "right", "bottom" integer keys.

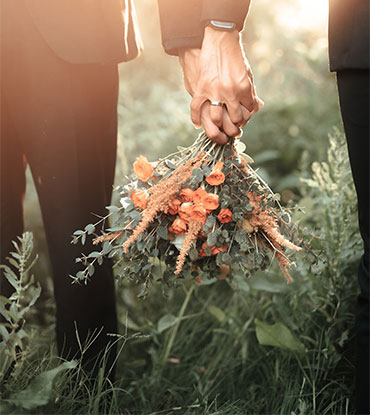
[
  {"left": 133, "top": 155, "right": 154, "bottom": 182},
  {"left": 217, "top": 208, "right": 233, "bottom": 223},
  {"left": 168, "top": 199, "right": 181, "bottom": 215},
  {"left": 179, "top": 188, "right": 194, "bottom": 203},
  {"left": 130, "top": 189, "right": 148, "bottom": 210},
  {"left": 201, "top": 193, "right": 219, "bottom": 211},
  {"left": 206, "top": 162, "right": 225, "bottom": 186},
  {"left": 190, "top": 204, "right": 207, "bottom": 224},
  {"left": 168, "top": 217, "right": 187, "bottom": 235}
]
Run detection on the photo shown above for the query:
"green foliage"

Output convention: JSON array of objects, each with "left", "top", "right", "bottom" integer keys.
[
  {"left": 255, "top": 318, "right": 304, "bottom": 353},
  {"left": 3, "top": 361, "right": 77, "bottom": 412},
  {"left": 0, "top": 232, "right": 40, "bottom": 385}
]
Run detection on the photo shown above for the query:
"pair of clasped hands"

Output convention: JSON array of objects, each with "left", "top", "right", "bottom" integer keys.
[{"left": 179, "top": 26, "right": 263, "bottom": 144}]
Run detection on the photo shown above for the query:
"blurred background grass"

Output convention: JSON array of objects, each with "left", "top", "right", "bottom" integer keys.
[{"left": 12, "top": 0, "right": 360, "bottom": 413}]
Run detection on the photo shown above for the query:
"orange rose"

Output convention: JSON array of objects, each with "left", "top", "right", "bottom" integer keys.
[
  {"left": 179, "top": 188, "right": 194, "bottom": 203},
  {"left": 130, "top": 189, "right": 148, "bottom": 210},
  {"left": 168, "top": 218, "right": 187, "bottom": 235},
  {"left": 201, "top": 193, "right": 219, "bottom": 211},
  {"left": 168, "top": 199, "right": 181, "bottom": 215},
  {"left": 178, "top": 202, "right": 193, "bottom": 224},
  {"left": 133, "top": 155, "right": 154, "bottom": 182},
  {"left": 218, "top": 208, "right": 233, "bottom": 223},
  {"left": 199, "top": 242, "right": 228, "bottom": 256},
  {"left": 190, "top": 204, "right": 207, "bottom": 224},
  {"left": 193, "top": 187, "right": 208, "bottom": 204},
  {"left": 206, "top": 161, "right": 225, "bottom": 186}
]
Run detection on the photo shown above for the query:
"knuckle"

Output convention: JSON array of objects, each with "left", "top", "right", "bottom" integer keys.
[
  {"left": 231, "top": 113, "right": 243, "bottom": 125},
  {"left": 207, "top": 130, "right": 220, "bottom": 141},
  {"left": 210, "top": 113, "right": 222, "bottom": 124}
]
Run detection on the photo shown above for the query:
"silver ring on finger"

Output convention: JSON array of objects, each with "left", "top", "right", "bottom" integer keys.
[{"left": 209, "top": 100, "right": 223, "bottom": 107}]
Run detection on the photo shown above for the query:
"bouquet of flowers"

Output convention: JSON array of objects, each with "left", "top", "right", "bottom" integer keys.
[{"left": 72, "top": 133, "right": 302, "bottom": 295}]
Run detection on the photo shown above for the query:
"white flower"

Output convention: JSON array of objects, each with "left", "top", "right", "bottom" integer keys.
[
  {"left": 120, "top": 197, "right": 130, "bottom": 209},
  {"left": 170, "top": 234, "right": 186, "bottom": 251}
]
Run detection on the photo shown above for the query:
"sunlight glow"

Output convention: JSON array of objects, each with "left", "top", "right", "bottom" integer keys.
[{"left": 278, "top": 0, "right": 329, "bottom": 32}]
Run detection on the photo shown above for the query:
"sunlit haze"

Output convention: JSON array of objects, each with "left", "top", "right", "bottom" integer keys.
[{"left": 278, "top": 0, "right": 328, "bottom": 32}]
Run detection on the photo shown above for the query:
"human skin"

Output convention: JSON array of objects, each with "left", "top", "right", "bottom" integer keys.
[{"left": 179, "top": 26, "right": 263, "bottom": 144}]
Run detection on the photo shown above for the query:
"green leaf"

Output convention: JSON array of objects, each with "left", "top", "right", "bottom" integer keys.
[
  {"left": 235, "top": 230, "right": 247, "bottom": 245},
  {"left": 255, "top": 319, "right": 304, "bottom": 353},
  {"left": 165, "top": 160, "right": 178, "bottom": 170},
  {"left": 157, "top": 314, "right": 177, "bottom": 333},
  {"left": 221, "top": 252, "right": 232, "bottom": 265},
  {"left": 189, "top": 248, "right": 198, "bottom": 261},
  {"left": 106, "top": 205, "right": 120, "bottom": 212},
  {"left": 88, "top": 264, "right": 95, "bottom": 277},
  {"left": 88, "top": 251, "right": 101, "bottom": 258},
  {"left": 102, "top": 241, "right": 112, "bottom": 255},
  {"left": 84, "top": 224, "right": 95, "bottom": 235},
  {"left": 208, "top": 305, "right": 225, "bottom": 323},
  {"left": 6, "top": 361, "right": 77, "bottom": 410},
  {"left": 190, "top": 168, "right": 204, "bottom": 185},
  {"left": 204, "top": 215, "right": 216, "bottom": 230},
  {"left": 207, "top": 232, "right": 217, "bottom": 247},
  {"left": 157, "top": 226, "right": 168, "bottom": 240}
]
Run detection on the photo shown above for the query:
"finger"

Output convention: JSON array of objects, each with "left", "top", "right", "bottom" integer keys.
[
  {"left": 222, "top": 109, "right": 242, "bottom": 138},
  {"left": 209, "top": 103, "right": 223, "bottom": 126},
  {"left": 240, "top": 106, "right": 252, "bottom": 127},
  {"left": 224, "top": 100, "right": 244, "bottom": 126},
  {"left": 190, "top": 95, "right": 208, "bottom": 128},
  {"left": 201, "top": 102, "right": 228, "bottom": 145}
]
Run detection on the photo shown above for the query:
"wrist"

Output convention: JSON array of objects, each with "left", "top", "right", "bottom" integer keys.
[{"left": 204, "top": 25, "right": 239, "bottom": 43}]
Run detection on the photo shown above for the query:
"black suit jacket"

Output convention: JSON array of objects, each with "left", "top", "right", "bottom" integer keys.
[
  {"left": 328, "top": 0, "right": 369, "bottom": 71},
  {"left": 23, "top": 0, "right": 143, "bottom": 64}
]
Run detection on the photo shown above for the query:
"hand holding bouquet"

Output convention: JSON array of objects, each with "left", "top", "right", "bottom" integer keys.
[{"left": 72, "top": 133, "right": 302, "bottom": 296}]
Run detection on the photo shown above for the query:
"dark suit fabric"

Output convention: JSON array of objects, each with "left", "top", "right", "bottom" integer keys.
[
  {"left": 329, "top": 0, "right": 370, "bottom": 71},
  {"left": 23, "top": 0, "right": 143, "bottom": 64},
  {"left": 1, "top": 1, "right": 118, "bottom": 376},
  {"left": 337, "top": 69, "right": 370, "bottom": 415}
]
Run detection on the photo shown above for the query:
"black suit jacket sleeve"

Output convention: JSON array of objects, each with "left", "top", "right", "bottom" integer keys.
[{"left": 158, "top": 0, "right": 251, "bottom": 56}]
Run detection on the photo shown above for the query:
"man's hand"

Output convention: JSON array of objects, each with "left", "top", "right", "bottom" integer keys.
[{"left": 179, "top": 26, "right": 263, "bottom": 142}]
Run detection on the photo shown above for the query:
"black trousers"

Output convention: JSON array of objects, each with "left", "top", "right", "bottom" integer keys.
[
  {"left": 1, "top": 1, "right": 118, "bottom": 376},
  {"left": 337, "top": 69, "right": 370, "bottom": 415}
]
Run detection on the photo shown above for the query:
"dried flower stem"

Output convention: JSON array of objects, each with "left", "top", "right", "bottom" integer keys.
[
  {"left": 174, "top": 220, "right": 203, "bottom": 275},
  {"left": 123, "top": 153, "right": 207, "bottom": 253}
]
